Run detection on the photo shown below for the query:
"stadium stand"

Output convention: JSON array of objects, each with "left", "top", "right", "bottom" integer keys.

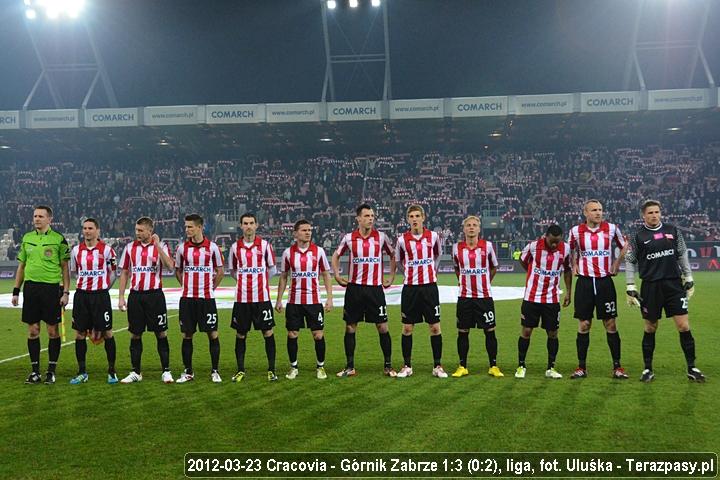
[{"left": 1, "top": 142, "right": 719, "bottom": 260}]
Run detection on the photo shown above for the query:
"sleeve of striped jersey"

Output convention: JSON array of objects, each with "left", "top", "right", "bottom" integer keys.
[
  {"left": 487, "top": 242, "right": 499, "bottom": 267},
  {"left": 318, "top": 248, "right": 330, "bottom": 272},
  {"left": 162, "top": 243, "right": 173, "bottom": 265},
  {"left": 119, "top": 245, "right": 130, "bottom": 270},
  {"left": 69, "top": 246, "right": 78, "bottom": 273},
  {"left": 432, "top": 232, "right": 441, "bottom": 259},
  {"left": 211, "top": 243, "right": 223, "bottom": 267},
  {"left": 279, "top": 248, "right": 291, "bottom": 273},
  {"left": 108, "top": 247, "right": 117, "bottom": 271},
  {"left": 394, "top": 238, "right": 404, "bottom": 263},
  {"left": 613, "top": 225, "right": 627, "bottom": 248},
  {"left": 562, "top": 243, "right": 572, "bottom": 270},
  {"left": 381, "top": 232, "right": 394, "bottom": 255},
  {"left": 520, "top": 242, "right": 533, "bottom": 264},
  {"left": 451, "top": 243, "right": 459, "bottom": 268},
  {"left": 335, "top": 234, "right": 350, "bottom": 257},
  {"left": 174, "top": 245, "right": 184, "bottom": 268},
  {"left": 266, "top": 242, "right": 276, "bottom": 267},
  {"left": 227, "top": 243, "right": 237, "bottom": 270},
  {"left": 567, "top": 228, "right": 577, "bottom": 250}
]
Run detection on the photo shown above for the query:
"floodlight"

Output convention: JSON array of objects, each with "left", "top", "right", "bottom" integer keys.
[
  {"left": 371, "top": 0, "right": 381, "bottom": 6},
  {"left": 349, "top": 0, "right": 358, "bottom": 8},
  {"left": 327, "top": 0, "right": 336, "bottom": 9},
  {"left": 25, "top": 0, "right": 85, "bottom": 20}
]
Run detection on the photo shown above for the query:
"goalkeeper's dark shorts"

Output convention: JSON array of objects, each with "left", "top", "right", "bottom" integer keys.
[{"left": 640, "top": 279, "right": 688, "bottom": 321}]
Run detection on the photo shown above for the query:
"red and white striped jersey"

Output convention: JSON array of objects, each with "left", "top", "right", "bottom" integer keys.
[
  {"left": 521, "top": 238, "right": 571, "bottom": 304},
  {"left": 452, "top": 240, "right": 498, "bottom": 299},
  {"left": 228, "top": 236, "right": 275, "bottom": 303},
  {"left": 175, "top": 237, "right": 224, "bottom": 299},
  {"left": 71, "top": 241, "right": 116, "bottom": 291},
  {"left": 119, "top": 241, "right": 171, "bottom": 291},
  {"left": 395, "top": 228, "right": 440, "bottom": 286},
  {"left": 568, "top": 221, "right": 626, "bottom": 278},
  {"left": 335, "top": 229, "right": 393, "bottom": 286},
  {"left": 280, "top": 242, "right": 330, "bottom": 305}
]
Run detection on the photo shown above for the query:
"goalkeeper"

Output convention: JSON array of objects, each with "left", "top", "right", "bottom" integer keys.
[{"left": 625, "top": 200, "right": 705, "bottom": 383}]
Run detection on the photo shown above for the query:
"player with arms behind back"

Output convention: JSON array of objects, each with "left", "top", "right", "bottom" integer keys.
[
  {"left": 332, "top": 204, "right": 397, "bottom": 378},
  {"left": 68, "top": 218, "right": 118, "bottom": 384},
  {"left": 451, "top": 215, "right": 503, "bottom": 378},
  {"left": 275, "top": 219, "right": 333, "bottom": 380},
  {"left": 228, "top": 213, "right": 279, "bottom": 382},
  {"left": 174, "top": 214, "right": 224, "bottom": 383}
]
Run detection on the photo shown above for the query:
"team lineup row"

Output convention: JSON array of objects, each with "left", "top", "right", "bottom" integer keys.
[{"left": 11, "top": 200, "right": 705, "bottom": 386}]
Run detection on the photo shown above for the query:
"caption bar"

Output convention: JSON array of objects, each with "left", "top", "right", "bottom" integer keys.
[{"left": 185, "top": 452, "right": 717, "bottom": 478}]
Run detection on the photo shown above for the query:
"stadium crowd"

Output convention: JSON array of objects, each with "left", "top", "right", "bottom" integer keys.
[{"left": 1, "top": 142, "right": 719, "bottom": 260}]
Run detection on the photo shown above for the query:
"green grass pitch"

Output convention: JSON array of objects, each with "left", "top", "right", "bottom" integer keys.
[{"left": 0, "top": 273, "right": 717, "bottom": 479}]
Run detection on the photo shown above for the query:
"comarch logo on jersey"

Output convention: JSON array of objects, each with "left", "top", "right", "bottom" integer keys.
[
  {"left": 132, "top": 266, "right": 157, "bottom": 274},
  {"left": 533, "top": 267, "right": 562, "bottom": 277},
  {"left": 184, "top": 266, "right": 213, "bottom": 273},
  {"left": 238, "top": 266, "right": 266, "bottom": 274},
  {"left": 352, "top": 257, "right": 380, "bottom": 264},
  {"left": 407, "top": 258, "right": 433, "bottom": 267},
  {"left": 460, "top": 267, "right": 488, "bottom": 275},
  {"left": 78, "top": 270, "right": 105, "bottom": 277},
  {"left": 292, "top": 271, "right": 318, "bottom": 279},
  {"left": 647, "top": 249, "right": 675, "bottom": 260},
  {"left": 581, "top": 250, "right": 611, "bottom": 257}
]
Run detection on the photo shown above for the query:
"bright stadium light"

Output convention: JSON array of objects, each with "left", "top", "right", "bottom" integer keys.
[
  {"left": 326, "top": 0, "right": 336, "bottom": 9},
  {"left": 349, "top": 0, "right": 358, "bottom": 8},
  {"left": 371, "top": 0, "right": 381, "bottom": 6},
  {"left": 24, "top": 0, "right": 85, "bottom": 21}
]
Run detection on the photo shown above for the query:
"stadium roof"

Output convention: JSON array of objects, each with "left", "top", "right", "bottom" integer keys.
[{"left": 0, "top": 108, "right": 718, "bottom": 159}]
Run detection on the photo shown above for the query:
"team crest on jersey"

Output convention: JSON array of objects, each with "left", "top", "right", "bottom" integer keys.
[{"left": 44, "top": 248, "right": 53, "bottom": 258}]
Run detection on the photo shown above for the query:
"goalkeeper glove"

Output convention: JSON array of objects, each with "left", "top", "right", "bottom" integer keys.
[
  {"left": 682, "top": 276, "right": 695, "bottom": 299},
  {"left": 626, "top": 284, "right": 642, "bottom": 307}
]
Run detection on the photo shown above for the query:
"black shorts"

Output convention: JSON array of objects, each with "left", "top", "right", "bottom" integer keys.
[
  {"left": 343, "top": 283, "right": 388, "bottom": 324},
  {"left": 401, "top": 283, "right": 441, "bottom": 324},
  {"left": 573, "top": 276, "right": 618, "bottom": 320},
  {"left": 72, "top": 289, "right": 112, "bottom": 332},
  {"left": 640, "top": 279, "right": 689, "bottom": 322},
  {"left": 127, "top": 289, "right": 168, "bottom": 335},
  {"left": 22, "top": 281, "right": 62, "bottom": 325},
  {"left": 285, "top": 303, "right": 325, "bottom": 331},
  {"left": 231, "top": 301, "right": 275, "bottom": 333},
  {"left": 179, "top": 297, "right": 219, "bottom": 334},
  {"left": 456, "top": 297, "right": 496, "bottom": 330},
  {"left": 521, "top": 300, "right": 560, "bottom": 331}
]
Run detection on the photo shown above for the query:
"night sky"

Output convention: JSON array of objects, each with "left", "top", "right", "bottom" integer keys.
[{"left": 0, "top": 0, "right": 718, "bottom": 109}]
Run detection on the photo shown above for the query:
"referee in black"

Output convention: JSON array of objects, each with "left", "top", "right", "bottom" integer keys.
[
  {"left": 11, "top": 206, "right": 71, "bottom": 384},
  {"left": 625, "top": 200, "right": 705, "bottom": 383}
]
